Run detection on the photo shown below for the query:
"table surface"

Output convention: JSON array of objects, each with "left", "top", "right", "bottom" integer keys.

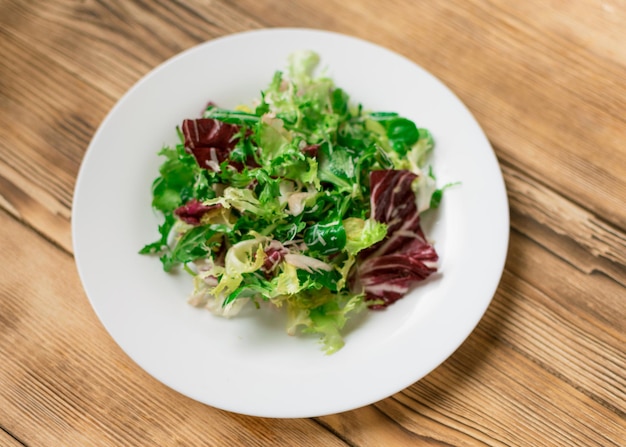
[{"left": 1, "top": 1, "right": 624, "bottom": 446}]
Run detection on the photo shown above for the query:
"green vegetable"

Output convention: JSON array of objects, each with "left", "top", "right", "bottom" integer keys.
[
  {"left": 343, "top": 218, "right": 387, "bottom": 256},
  {"left": 141, "top": 50, "right": 445, "bottom": 353},
  {"left": 304, "top": 220, "right": 347, "bottom": 255}
]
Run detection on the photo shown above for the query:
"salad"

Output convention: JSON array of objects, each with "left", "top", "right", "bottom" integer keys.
[{"left": 140, "top": 51, "right": 447, "bottom": 353}]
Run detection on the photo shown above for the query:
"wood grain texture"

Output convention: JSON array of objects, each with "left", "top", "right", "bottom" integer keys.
[
  {"left": 1, "top": 0, "right": 624, "bottom": 446},
  {"left": 0, "top": 429, "right": 25, "bottom": 447}
]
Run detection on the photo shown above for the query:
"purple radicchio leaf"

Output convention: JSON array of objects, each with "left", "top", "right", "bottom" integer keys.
[
  {"left": 174, "top": 199, "right": 223, "bottom": 225},
  {"left": 356, "top": 169, "right": 439, "bottom": 309},
  {"left": 181, "top": 118, "right": 243, "bottom": 171}
]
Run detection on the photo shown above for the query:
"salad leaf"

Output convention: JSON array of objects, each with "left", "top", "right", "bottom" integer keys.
[
  {"left": 161, "top": 224, "right": 219, "bottom": 272},
  {"left": 372, "top": 113, "right": 420, "bottom": 156},
  {"left": 304, "top": 292, "right": 366, "bottom": 354},
  {"left": 356, "top": 170, "right": 439, "bottom": 307},
  {"left": 317, "top": 143, "right": 356, "bottom": 192},
  {"left": 141, "top": 51, "right": 448, "bottom": 353},
  {"left": 151, "top": 145, "right": 199, "bottom": 212},
  {"left": 304, "top": 219, "right": 347, "bottom": 256},
  {"left": 343, "top": 217, "right": 387, "bottom": 256}
]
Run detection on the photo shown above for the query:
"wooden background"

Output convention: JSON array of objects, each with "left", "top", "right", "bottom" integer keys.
[{"left": 1, "top": 0, "right": 624, "bottom": 445}]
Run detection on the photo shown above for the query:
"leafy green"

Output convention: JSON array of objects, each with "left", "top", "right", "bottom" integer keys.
[
  {"left": 371, "top": 113, "right": 420, "bottom": 156},
  {"left": 317, "top": 143, "right": 356, "bottom": 192},
  {"left": 303, "top": 220, "right": 347, "bottom": 256},
  {"left": 304, "top": 291, "right": 366, "bottom": 354},
  {"left": 343, "top": 217, "right": 387, "bottom": 255},
  {"left": 140, "top": 50, "right": 446, "bottom": 354},
  {"left": 161, "top": 225, "right": 219, "bottom": 272},
  {"left": 138, "top": 213, "right": 176, "bottom": 255}
]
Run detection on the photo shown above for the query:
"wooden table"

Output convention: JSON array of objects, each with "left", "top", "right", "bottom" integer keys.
[{"left": 1, "top": 1, "right": 624, "bottom": 445}]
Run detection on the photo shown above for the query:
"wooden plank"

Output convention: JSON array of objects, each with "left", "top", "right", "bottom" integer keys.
[
  {"left": 316, "top": 406, "right": 455, "bottom": 446},
  {"left": 0, "top": 27, "right": 110, "bottom": 252},
  {"left": 0, "top": 430, "right": 26, "bottom": 447},
  {"left": 490, "top": 264, "right": 625, "bottom": 412},
  {"left": 504, "top": 230, "right": 625, "bottom": 338},
  {"left": 0, "top": 209, "right": 348, "bottom": 447},
  {"left": 502, "top": 161, "right": 626, "bottom": 285},
  {"left": 383, "top": 326, "right": 624, "bottom": 447},
  {"left": 1, "top": 0, "right": 261, "bottom": 99}
]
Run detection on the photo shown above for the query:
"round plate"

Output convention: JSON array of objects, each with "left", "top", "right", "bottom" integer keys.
[{"left": 72, "top": 28, "right": 509, "bottom": 418}]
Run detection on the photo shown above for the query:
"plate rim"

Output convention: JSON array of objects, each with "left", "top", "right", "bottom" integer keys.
[{"left": 72, "top": 27, "right": 510, "bottom": 418}]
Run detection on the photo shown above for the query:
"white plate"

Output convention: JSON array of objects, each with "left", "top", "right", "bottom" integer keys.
[{"left": 72, "top": 28, "right": 509, "bottom": 418}]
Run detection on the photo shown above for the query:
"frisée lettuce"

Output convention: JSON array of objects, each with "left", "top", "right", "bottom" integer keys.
[{"left": 140, "top": 51, "right": 446, "bottom": 354}]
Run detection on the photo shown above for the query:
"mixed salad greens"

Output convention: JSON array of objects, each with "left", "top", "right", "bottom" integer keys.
[{"left": 140, "top": 51, "right": 447, "bottom": 353}]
